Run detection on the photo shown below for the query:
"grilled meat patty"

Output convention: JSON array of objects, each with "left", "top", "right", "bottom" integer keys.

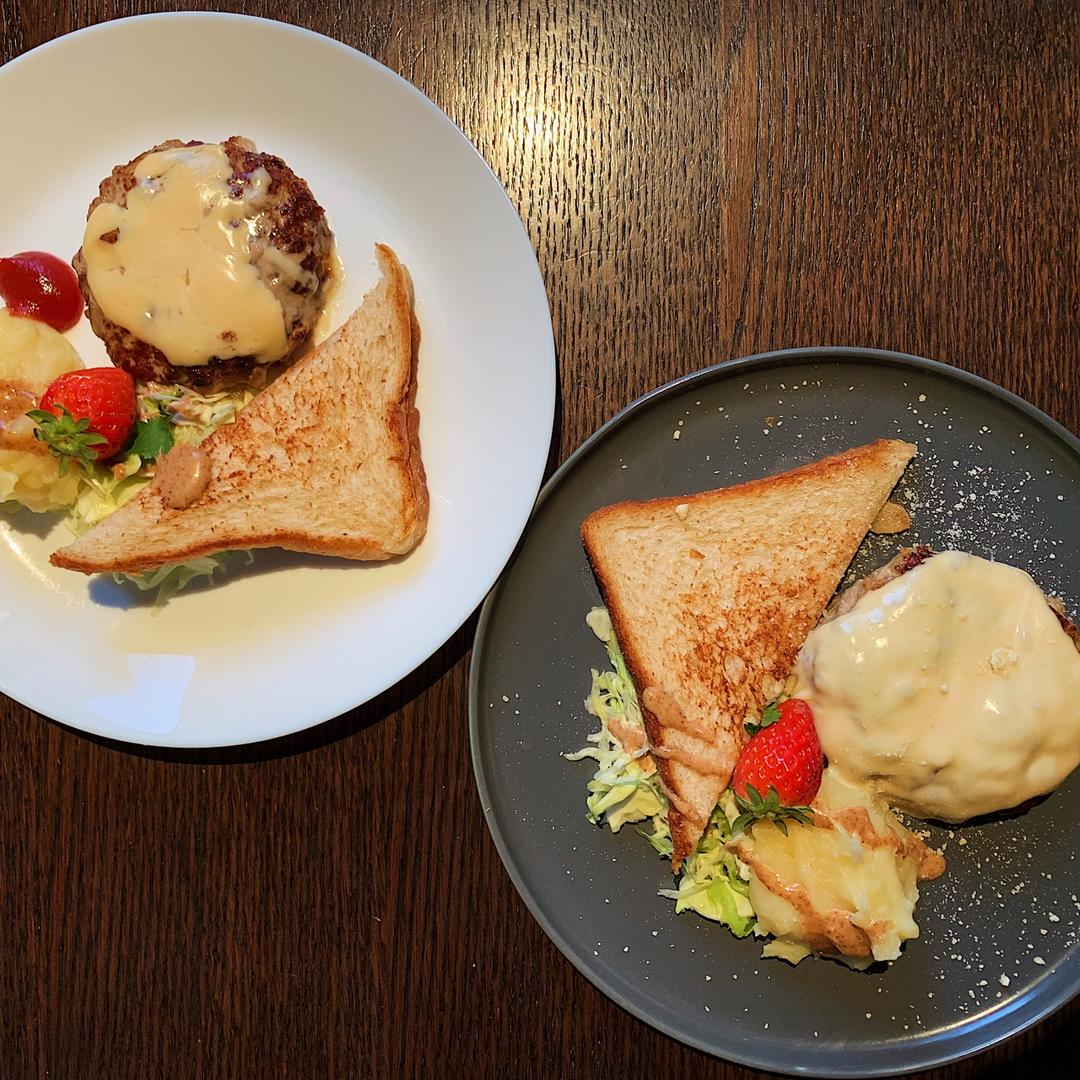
[{"left": 73, "top": 137, "right": 334, "bottom": 391}]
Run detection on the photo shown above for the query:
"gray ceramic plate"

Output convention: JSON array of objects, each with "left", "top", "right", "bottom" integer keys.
[{"left": 469, "top": 348, "right": 1080, "bottom": 1076}]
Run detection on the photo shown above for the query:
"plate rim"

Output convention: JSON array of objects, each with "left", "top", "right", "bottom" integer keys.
[
  {"left": 468, "top": 345, "right": 1080, "bottom": 1075},
  {"left": 0, "top": 12, "right": 556, "bottom": 747}
]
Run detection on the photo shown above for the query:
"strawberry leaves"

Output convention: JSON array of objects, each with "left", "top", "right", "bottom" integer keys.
[
  {"left": 29, "top": 406, "right": 174, "bottom": 474},
  {"left": 27, "top": 405, "right": 106, "bottom": 476},
  {"left": 34, "top": 367, "right": 136, "bottom": 463},
  {"left": 731, "top": 783, "right": 814, "bottom": 837},
  {"left": 28, "top": 373, "right": 171, "bottom": 476},
  {"left": 744, "top": 699, "right": 781, "bottom": 737}
]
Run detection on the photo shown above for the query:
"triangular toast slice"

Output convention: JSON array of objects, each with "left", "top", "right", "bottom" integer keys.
[
  {"left": 52, "top": 244, "right": 427, "bottom": 573},
  {"left": 581, "top": 439, "right": 915, "bottom": 868}
]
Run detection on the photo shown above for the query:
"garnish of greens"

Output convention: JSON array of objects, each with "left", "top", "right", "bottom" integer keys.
[
  {"left": 26, "top": 385, "right": 253, "bottom": 604},
  {"left": 730, "top": 783, "right": 814, "bottom": 838},
  {"left": 566, "top": 607, "right": 755, "bottom": 938},
  {"left": 128, "top": 413, "right": 174, "bottom": 463},
  {"left": 743, "top": 700, "right": 780, "bottom": 737}
]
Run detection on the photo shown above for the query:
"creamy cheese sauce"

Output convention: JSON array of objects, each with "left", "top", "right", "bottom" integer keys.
[
  {"left": 308, "top": 244, "right": 345, "bottom": 348},
  {"left": 793, "top": 551, "right": 1080, "bottom": 822},
  {"left": 82, "top": 144, "right": 289, "bottom": 367}
]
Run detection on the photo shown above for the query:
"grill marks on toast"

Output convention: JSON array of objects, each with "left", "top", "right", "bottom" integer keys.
[
  {"left": 51, "top": 244, "right": 427, "bottom": 574},
  {"left": 581, "top": 439, "right": 917, "bottom": 868}
]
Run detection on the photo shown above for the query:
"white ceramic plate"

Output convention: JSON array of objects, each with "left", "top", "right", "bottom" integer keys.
[{"left": 0, "top": 14, "right": 554, "bottom": 747}]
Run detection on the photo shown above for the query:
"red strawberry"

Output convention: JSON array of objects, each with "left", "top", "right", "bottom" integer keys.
[
  {"left": 730, "top": 698, "right": 823, "bottom": 836},
  {"left": 29, "top": 367, "right": 137, "bottom": 474}
]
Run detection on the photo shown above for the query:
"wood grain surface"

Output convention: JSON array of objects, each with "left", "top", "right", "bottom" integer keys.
[{"left": 1, "top": 1, "right": 1077, "bottom": 1077}]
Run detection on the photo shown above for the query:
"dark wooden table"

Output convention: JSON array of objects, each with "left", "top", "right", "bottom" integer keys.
[{"left": 2, "top": 2, "right": 1077, "bottom": 1077}]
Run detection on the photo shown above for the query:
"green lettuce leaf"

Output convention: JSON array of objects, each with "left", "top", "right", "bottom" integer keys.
[
  {"left": 69, "top": 454, "right": 151, "bottom": 532},
  {"left": 129, "top": 416, "right": 175, "bottom": 462}
]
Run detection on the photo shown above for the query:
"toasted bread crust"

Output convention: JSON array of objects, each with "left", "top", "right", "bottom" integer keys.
[
  {"left": 583, "top": 439, "right": 915, "bottom": 527},
  {"left": 379, "top": 244, "right": 428, "bottom": 554},
  {"left": 581, "top": 438, "right": 917, "bottom": 867},
  {"left": 52, "top": 529, "right": 413, "bottom": 574},
  {"left": 51, "top": 245, "right": 428, "bottom": 574}
]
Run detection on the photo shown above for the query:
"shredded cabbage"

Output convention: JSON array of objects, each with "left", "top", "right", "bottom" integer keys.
[
  {"left": 658, "top": 794, "right": 755, "bottom": 936},
  {"left": 145, "top": 384, "right": 254, "bottom": 436},
  {"left": 567, "top": 607, "right": 757, "bottom": 937},
  {"left": 117, "top": 551, "right": 255, "bottom": 605},
  {"left": 565, "top": 609, "right": 669, "bottom": 841}
]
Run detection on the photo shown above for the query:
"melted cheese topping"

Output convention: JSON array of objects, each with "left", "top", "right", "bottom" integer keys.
[
  {"left": 794, "top": 551, "right": 1080, "bottom": 822},
  {"left": 82, "top": 144, "right": 288, "bottom": 367},
  {"left": 731, "top": 769, "right": 938, "bottom": 967}
]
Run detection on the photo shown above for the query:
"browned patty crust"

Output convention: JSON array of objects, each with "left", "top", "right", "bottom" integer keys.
[{"left": 73, "top": 137, "right": 333, "bottom": 391}]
